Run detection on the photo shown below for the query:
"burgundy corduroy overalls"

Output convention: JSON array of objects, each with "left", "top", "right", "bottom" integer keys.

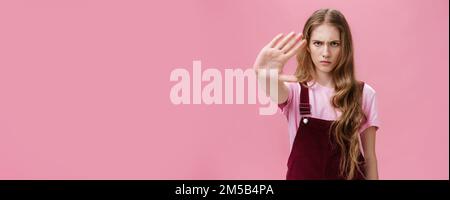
[{"left": 286, "top": 82, "right": 366, "bottom": 180}]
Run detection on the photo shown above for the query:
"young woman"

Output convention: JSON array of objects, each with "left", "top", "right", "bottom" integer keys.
[{"left": 253, "top": 8, "right": 380, "bottom": 180}]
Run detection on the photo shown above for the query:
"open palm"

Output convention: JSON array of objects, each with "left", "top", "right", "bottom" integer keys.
[{"left": 253, "top": 32, "right": 307, "bottom": 82}]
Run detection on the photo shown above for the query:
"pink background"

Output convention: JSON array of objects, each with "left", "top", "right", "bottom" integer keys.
[{"left": 0, "top": 0, "right": 448, "bottom": 180}]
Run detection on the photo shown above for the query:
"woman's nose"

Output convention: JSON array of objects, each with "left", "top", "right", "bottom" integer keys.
[{"left": 322, "top": 45, "right": 331, "bottom": 58}]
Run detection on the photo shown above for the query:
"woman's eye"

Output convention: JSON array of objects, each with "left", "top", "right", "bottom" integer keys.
[
  {"left": 330, "top": 42, "right": 340, "bottom": 47},
  {"left": 313, "top": 42, "right": 322, "bottom": 46}
]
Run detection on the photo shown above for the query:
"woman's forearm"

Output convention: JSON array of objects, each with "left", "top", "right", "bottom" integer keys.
[
  {"left": 361, "top": 127, "right": 378, "bottom": 180},
  {"left": 364, "top": 157, "right": 379, "bottom": 180}
]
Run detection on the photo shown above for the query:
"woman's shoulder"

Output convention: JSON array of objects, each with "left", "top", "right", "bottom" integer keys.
[
  {"left": 285, "top": 81, "right": 301, "bottom": 91},
  {"left": 360, "top": 81, "right": 377, "bottom": 101}
]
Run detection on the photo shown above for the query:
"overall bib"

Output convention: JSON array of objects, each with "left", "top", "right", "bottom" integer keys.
[{"left": 286, "top": 82, "right": 366, "bottom": 180}]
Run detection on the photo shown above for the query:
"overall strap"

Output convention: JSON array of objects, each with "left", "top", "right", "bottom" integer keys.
[
  {"left": 360, "top": 81, "right": 365, "bottom": 91},
  {"left": 299, "top": 82, "right": 311, "bottom": 115}
]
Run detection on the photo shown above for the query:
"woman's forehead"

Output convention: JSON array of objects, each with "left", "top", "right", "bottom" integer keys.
[{"left": 310, "top": 24, "right": 340, "bottom": 41}]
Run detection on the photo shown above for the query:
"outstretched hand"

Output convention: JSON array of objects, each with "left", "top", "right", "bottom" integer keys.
[{"left": 253, "top": 32, "right": 307, "bottom": 82}]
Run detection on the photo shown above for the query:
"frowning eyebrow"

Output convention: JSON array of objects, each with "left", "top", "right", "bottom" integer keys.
[{"left": 311, "top": 40, "right": 341, "bottom": 43}]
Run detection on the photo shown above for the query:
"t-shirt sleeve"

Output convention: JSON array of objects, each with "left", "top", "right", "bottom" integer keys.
[
  {"left": 278, "top": 82, "right": 295, "bottom": 117},
  {"left": 360, "top": 84, "right": 380, "bottom": 134}
]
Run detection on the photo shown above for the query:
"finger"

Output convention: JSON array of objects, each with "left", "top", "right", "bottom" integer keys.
[
  {"left": 285, "top": 39, "right": 307, "bottom": 58},
  {"left": 274, "top": 32, "right": 296, "bottom": 50},
  {"left": 267, "top": 33, "right": 284, "bottom": 48},
  {"left": 279, "top": 74, "right": 299, "bottom": 82},
  {"left": 282, "top": 33, "right": 303, "bottom": 53}
]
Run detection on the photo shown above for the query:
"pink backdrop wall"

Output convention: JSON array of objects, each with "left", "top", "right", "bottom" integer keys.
[{"left": 0, "top": 0, "right": 448, "bottom": 180}]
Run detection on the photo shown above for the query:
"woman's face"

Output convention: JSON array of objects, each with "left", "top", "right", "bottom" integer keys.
[{"left": 308, "top": 24, "right": 341, "bottom": 74}]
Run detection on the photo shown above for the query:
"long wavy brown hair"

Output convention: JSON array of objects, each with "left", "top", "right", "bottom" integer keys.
[{"left": 295, "top": 8, "right": 367, "bottom": 180}]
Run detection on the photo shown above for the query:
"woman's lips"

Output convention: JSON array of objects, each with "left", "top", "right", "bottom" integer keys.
[{"left": 320, "top": 61, "right": 331, "bottom": 65}]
